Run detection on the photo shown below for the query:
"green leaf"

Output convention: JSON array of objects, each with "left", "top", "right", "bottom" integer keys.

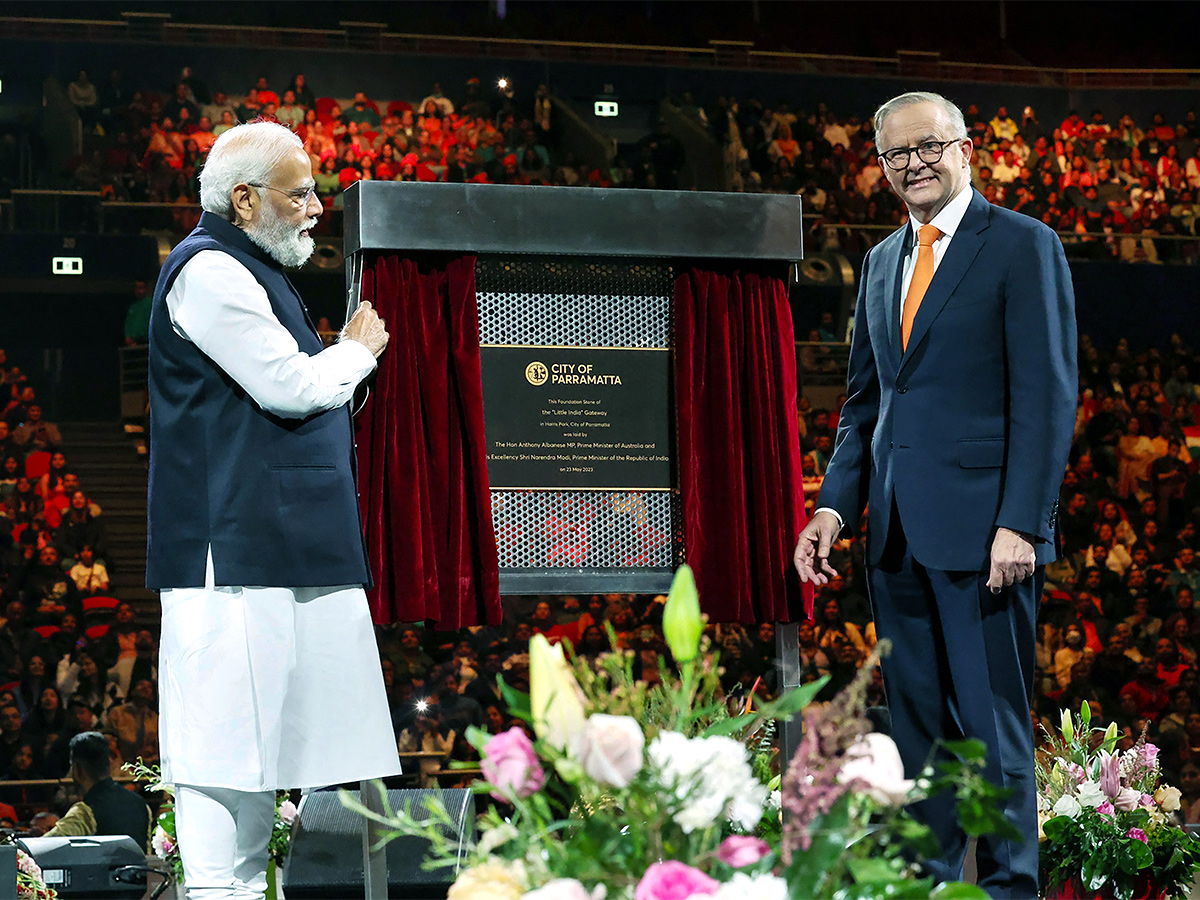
[
  {"left": 1129, "top": 838, "right": 1153, "bottom": 870},
  {"left": 759, "top": 675, "right": 830, "bottom": 718},
  {"left": 495, "top": 674, "right": 531, "bottom": 721},
  {"left": 930, "top": 883, "right": 990, "bottom": 899},
  {"left": 941, "top": 739, "right": 987, "bottom": 761},
  {"left": 1042, "top": 815, "right": 1074, "bottom": 841},
  {"left": 846, "top": 856, "right": 899, "bottom": 884},
  {"left": 702, "top": 713, "right": 756, "bottom": 737}
]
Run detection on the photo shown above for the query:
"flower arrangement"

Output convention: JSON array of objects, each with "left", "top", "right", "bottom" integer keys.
[
  {"left": 15, "top": 846, "right": 57, "bottom": 900},
  {"left": 345, "top": 565, "right": 1012, "bottom": 899},
  {"left": 123, "top": 759, "right": 298, "bottom": 897},
  {"left": 1037, "top": 702, "right": 1200, "bottom": 899}
]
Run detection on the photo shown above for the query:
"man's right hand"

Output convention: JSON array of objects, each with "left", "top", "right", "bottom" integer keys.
[
  {"left": 793, "top": 510, "right": 841, "bottom": 585},
  {"left": 342, "top": 301, "right": 390, "bottom": 358}
]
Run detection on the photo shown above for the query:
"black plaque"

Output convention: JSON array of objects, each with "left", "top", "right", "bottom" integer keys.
[{"left": 481, "top": 346, "right": 672, "bottom": 489}]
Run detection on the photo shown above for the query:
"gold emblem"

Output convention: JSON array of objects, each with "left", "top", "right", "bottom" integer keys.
[{"left": 525, "top": 361, "right": 549, "bottom": 386}]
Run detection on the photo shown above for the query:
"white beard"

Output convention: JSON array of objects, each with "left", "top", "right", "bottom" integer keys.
[{"left": 245, "top": 201, "right": 317, "bottom": 268}]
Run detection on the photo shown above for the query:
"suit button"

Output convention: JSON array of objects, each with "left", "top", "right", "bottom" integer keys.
[{"left": 897, "top": 385, "right": 908, "bottom": 394}]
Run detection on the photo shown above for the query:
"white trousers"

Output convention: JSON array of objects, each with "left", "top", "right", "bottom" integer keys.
[
  {"left": 175, "top": 785, "right": 274, "bottom": 900},
  {"left": 158, "top": 553, "right": 401, "bottom": 791}
]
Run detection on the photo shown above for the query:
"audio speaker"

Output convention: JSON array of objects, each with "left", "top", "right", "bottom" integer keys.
[
  {"left": 282, "top": 787, "right": 475, "bottom": 899},
  {"left": 15, "top": 835, "right": 146, "bottom": 898}
]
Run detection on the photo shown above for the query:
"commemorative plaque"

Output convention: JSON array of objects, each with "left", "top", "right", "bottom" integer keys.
[{"left": 481, "top": 346, "right": 671, "bottom": 490}]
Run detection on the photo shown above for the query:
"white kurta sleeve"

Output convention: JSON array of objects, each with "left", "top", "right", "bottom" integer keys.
[{"left": 166, "top": 250, "right": 377, "bottom": 419}]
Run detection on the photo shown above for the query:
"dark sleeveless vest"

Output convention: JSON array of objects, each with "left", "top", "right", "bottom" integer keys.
[{"left": 146, "top": 212, "right": 371, "bottom": 589}]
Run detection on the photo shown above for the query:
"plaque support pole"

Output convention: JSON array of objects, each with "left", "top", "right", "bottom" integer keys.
[
  {"left": 361, "top": 779, "right": 388, "bottom": 899},
  {"left": 776, "top": 622, "right": 803, "bottom": 779}
]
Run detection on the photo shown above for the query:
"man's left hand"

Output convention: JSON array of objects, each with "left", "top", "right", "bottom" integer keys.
[{"left": 987, "top": 527, "right": 1036, "bottom": 594}]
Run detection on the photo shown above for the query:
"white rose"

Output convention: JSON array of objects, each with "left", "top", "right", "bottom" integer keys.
[
  {"left": 1155, "top": 785, "right": 1182, "bottom": 812},
  {"left": 1076, "top": 780, "right": 1105, "bottom": 808},
  {"left": 1114, "top": 787, "right": 1143, "bottom": 812},
  {"left": 710, "top": 873, "right": 788, "bottom": 900},
  {"left": 837, "top": 732, "right": 914, "bottom": 806},
  {"left": 1052, "top": 795, "right": 1082, "bottom": 818},
  {"left": 578, "top": 715, "right": 645, "bottom": 789}
]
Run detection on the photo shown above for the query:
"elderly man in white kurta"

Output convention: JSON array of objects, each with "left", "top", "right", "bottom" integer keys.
[{"left": 147, "top": 121, "right": 400, "bottom": 899}]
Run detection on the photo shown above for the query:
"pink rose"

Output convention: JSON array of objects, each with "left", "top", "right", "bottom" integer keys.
[
  {"left": 1096, "top": 801, "right": 1115, "bottom": 816},
  {"left": 1114, "top": 787, "right": 1143, "bottom": 811},
  {"left": 1126, "top": 827, "right": 1148, "bottom": 843},
  {"left": 635, "top": 861, "right": 719, "bottom": 900},
  {"left": 717, "top": 835, "right": 770, "bottom": 868},
  {"left": 278, "top": 799, "right": 298, "bottom": 826},
  {"left": 482, "top": 727, "right": 545, "bottom": 800},
  {"left": 1066, "top": 762, "right": 1086, "bottom": 785},
  {"left": 1140, "top": 743, "right": 1160, "bottom": 767}
]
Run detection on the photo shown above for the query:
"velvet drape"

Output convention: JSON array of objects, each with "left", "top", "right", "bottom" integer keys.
[
  {"left": 674, "top": 263, "right": 813, "bottom": 623},
  {"left": 356, "top": 252, "right": 501, "bottom": 628}
]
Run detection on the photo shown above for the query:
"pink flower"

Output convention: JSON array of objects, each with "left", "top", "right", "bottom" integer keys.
[
  {"left": 1139, "top": 743, "right": 1159, "bottom": 768},
  {"left": 1065, "top": 762, "right": 1086, "bottom": 785},
  {"left": 1098, "top": 751, "right": 1121, "bottom": 800},
  {"left": 579, "top": 714, "right": 645, "bottom": 788},
  {"left": 482, "top": 727, "right": 545, "bottom": 800},
  {"left": 717, "top": 835, "right": 771, "bottom": 868},
  {"left": 635, "top": 861, "right": 719, "bottom": 900},
  {"left": 278, "top": 799, "right": 298, "bottom": 826},
  {"left": 1114, "top": 787, "right": 1143, "bottom": 811},
  {"left": 1139, "top": 793, "right": 1156, "bottom": 808},
  {"left": 1126, "top": 827, "right": 1149, "bottom": 843},
  {"left": 1096, "top": 801, "right": 1115, "bottom": 816}
]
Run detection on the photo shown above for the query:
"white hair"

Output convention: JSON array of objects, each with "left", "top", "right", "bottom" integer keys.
[
  {"left": 873, "top": 91, "right": 968, "bottom": 144},
  {"left": 199, "top": 121, "right": 304, "bottom": 220}
]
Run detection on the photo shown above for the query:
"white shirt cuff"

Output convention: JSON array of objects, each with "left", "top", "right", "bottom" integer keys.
[{"left": 814, "top": 507, "right": 845, "bottom": 531}]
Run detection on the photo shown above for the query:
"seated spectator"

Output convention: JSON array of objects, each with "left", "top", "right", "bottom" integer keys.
[
  {"left": 21, "top": 545, "right": 81, "bottom": 625},
  {"left": 68, "top": 70, "right": 98, "bottom": 120},
  {"left": 92, "top": 603, "right": 138, "bottom": 670},
  {"left": 54, "top": 492, "right": 109, "bottom": 565},
  {"left": 68, "top": 545, "right": 109, "bottom": 597},
  {"left": 43, "top": 731, "right": 151, "bottom": 850},
  {"left": 397, "top": 712, "right": 454, "bottom": 788},
  {"left": 201, "top": 90, "right": 236, "bottom": 126},
  {"left": 236, "top": 88, "right": 263, "bottom": 123},
  {"left": 57, "top": 651, "right": 116, "bottom": 721},
  {"left": 23, "top": 685, "right": 65, "bottom": 743},
  {"left": 4, "top": 386, "right": 37, "bottom": 430},
  {"left": 0, "top": 455, "right": 18, "bottom": 496},
  {"left": 275, "top": 90, "right": 304, "bottom": 130},
  {"left": 11, "top": 404, "right": 60, "bottom": 454},
  {"left": 0, "top": 704, "right": 27, "bottom": 773},
  {"left": 287, "top": 74, "right": 315, "bottom": 110},
  {"left": 104, "top": 678, "right": 158, "bottom": 766},
  {"left": 345, "top": 91, "right": 381, "bottom": 129}
]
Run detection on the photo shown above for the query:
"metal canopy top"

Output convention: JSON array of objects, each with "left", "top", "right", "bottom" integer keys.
[{"left": 343, "top": 181, "right": 802, "bottom": 261}]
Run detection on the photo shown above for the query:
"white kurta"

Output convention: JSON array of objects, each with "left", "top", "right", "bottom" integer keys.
[{"left": 157, "top": 251, "right": 400, "bottom": 791}]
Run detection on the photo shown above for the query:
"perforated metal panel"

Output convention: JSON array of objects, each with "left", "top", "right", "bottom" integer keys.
[
  {"left": 490, "top": 489, "right": 682, "bottom": 570},
  {"left": 477, "top": 256, "right": 682, "bottom": 592},
  {"left": 476, "top": 257, "right": 672, "bottom": 349}
]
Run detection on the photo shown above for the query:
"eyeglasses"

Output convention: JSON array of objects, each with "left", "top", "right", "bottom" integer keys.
[
  {"left": 250, "top": 183, "right": 318, "bottom": 206},
  {"left": 878, "top": 139, "right": 963, "bottom": 171}
]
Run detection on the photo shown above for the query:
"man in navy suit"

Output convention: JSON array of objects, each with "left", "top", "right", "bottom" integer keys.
[{"left": 794, "top": 91, "right": 1076, "bottom": 898}]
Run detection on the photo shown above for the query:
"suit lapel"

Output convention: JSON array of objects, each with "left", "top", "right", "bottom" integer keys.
[
  {"left": 898, "top": 190, "right": 991, "bottom": 376},
  {"left": 886, "top": 226, "right": 911, "bottom": 366}
]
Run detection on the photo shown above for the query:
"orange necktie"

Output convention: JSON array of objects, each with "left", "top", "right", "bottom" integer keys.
[{"left": 901, "top": 223, "right": 942, "bottom": 351}]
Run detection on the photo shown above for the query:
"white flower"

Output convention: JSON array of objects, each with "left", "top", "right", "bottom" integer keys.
[
  {"left": 837, "top": 732, "right": 914, "bottom": 806},
  {"left": 708, "top": 873, "right": 788, "bottom": 900},
  {"left": 648, "top": 731, "right": 767, "bottom": 833},
  {"left": 1076, "top": 780, "right": 1105, "bottom": 808},
  {"left": 1052, "top": 795, "right": 1082, "bottom": 818},
  {"left": 578, "top": 715, "right": 644, "bottom": 788},
  {"left": 477, "top": 821, "right": 520, "bottom": 856},
  {"left": 151, "top": 825, "right": 176, "bottom": 859}
]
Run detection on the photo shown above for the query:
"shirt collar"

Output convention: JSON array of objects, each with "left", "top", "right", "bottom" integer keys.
[{"left": 908, "top": 182, "right": 974, "bottom": 244}]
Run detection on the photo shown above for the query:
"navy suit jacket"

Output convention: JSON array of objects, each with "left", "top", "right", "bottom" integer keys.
[{"left": 817, "top": 189, "right": 1077, "bottom": 572}]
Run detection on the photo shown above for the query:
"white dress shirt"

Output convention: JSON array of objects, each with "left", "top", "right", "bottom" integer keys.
[
  {"left": 816, "top": 184, "right": 975, "bottom": 532},
  {"left": 166, "top": 250, "right": 376, "bottom": 419}
]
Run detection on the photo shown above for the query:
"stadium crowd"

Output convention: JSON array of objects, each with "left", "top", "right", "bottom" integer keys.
[
  {"left": 57, "top": 65, "right": 1200, "bottom": 263},
  {"left": 0, "top": 64, "right": 1195, "bottom": 835}
]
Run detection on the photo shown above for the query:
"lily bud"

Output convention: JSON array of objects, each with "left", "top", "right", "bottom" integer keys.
[
  {"left": 1060, "top": 709, "right": 1074, "bottom": 745},
  {"left": 1104, "top": 721, "right": 1119, "bottom": 745},
  {"left": 529, "top": 634, "right": 587, "bottom": 754},
  {"left": 663, "top": 565, "right": 704, "bottom": 663}
]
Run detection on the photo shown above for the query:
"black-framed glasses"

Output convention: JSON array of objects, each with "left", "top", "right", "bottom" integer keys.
[
  {"left": 878, "top": 139, "right": 962, "bottom": 171},
  {"left": 250, "top": 183, "right": 317, "bottom": 206}
]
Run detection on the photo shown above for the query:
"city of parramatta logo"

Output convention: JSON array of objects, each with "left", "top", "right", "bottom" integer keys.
[{"left": 525, "top": 361, "right": 549, "bottom": 386}]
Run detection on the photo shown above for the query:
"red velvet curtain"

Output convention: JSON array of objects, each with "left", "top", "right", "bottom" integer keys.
[
  {"left": 356, "top": 252, "right": 502, "bottom": 628},
  {"left": 674, "top": 263, "right": 813, "bottom": 624}
]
